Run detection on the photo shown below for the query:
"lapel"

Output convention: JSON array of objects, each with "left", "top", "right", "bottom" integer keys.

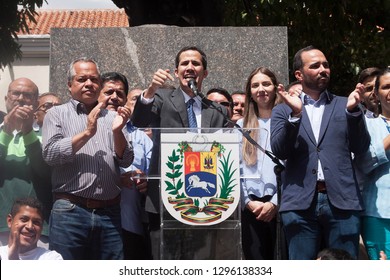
[
  {"left": 201, "top": 98, "right": 213, "bottom": 128},
  {"left": 170, "top": 88, "right": 188, "bottom": 126},
  {"left": 317, "top": 93, "right": 336, "bottom": 145}
]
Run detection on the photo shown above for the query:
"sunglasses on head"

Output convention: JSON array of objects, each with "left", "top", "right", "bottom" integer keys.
[{"left": 218, "top": 101, "right": 231, "bottom": 107}]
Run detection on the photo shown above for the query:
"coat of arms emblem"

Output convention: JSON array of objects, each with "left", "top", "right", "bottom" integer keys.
[{"left": 161, "top": 133, "right": 240, "bottom": 225}]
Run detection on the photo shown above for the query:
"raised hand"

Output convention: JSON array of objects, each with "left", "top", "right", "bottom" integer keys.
[
  {"left": 277, "top": 84, "right": 303, "bottom": 117},
  {"left": 113, "top": 105, "right": 131, "bottom": 132},
  {"left": 85, "top": 102, "right": 104, "bottom": 137},
  {"left": 3, "top": 105, "right": 34, "bottom": 134},
  {"left": 347, "top": 83, "right": 365, "bottom": 112},
  {"left": 144, "top": 69, "right": 175, "bottom": 99},
  {"left": 7, "top": 223, "right": 22, "bottom": 260},
  {"left": 19, "top": 105, "right": 35, "bottom": 134}
]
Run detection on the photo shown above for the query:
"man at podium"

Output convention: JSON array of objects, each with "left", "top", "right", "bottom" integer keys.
[{"left": 132, "top": 46, "right": 228, "bottom": 259}]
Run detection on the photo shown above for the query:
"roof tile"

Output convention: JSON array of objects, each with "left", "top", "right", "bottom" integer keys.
[{"left": 18, "top": 9, "right": 129, "bottom": 35}]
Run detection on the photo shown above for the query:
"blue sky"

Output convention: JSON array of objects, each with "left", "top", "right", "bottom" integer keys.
[{"left": 40, "top": 0, "right": 118, "bottom": 9}]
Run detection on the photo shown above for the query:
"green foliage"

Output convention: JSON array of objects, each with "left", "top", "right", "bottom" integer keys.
[
  {"left": 221, "top": 0, "right": 389, "bottom": 95},
  {"left": 218, "top": 151, "right": 237, "bottom": 199},
  {"left": 0, "top": 0, "right": 45, "bottom": 68},
  {"left": 165, "top": 150, "right": 183, "bottom": 197}
]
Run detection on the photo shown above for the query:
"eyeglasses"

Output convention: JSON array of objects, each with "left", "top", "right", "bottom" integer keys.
[
  {"left": 8, "top": 90, "right": 35, "bottom": 101},
  {"left": 35, "top": 102, "right": 59, "bottom": 112}
]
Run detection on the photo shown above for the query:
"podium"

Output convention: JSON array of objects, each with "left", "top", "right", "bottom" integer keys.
[{"left": 156, "top": 128, "right": 242, "bottom": 259}]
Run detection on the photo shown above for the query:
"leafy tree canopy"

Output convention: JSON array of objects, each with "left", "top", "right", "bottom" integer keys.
[
  {"left": 222, "top": 0, "right": 389, "bottom": 95},
  {"left": 115, "top": 0, "right": 389, "bottom": 95},
  {"left": 0, "top": 0, "right": 44, "bottom": 69}
]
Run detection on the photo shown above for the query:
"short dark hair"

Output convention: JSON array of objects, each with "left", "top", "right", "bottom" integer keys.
[
  {"left": 175, "top": 46, "right": 208, "bottom": 70},
  {"left": 293, "top": 45, "right": 317, "bottom": 72},
  {"left": 101, "top": 72, "right": 129, "bottom": 96},
  {"left": 317, "top": 248, "right": 354, "bottom": 260},
  {"left": 206, "top": 87, "right": 233, "bottom": 111},
  {"left": 358, "top": 67, "right": 381, "bottom": 84},
  {"left": 10, "top": 197, "right": 44, "bottom": 218},
  {"left": 231, "top": 90, "right": 245, "bottom": 97},
  {"left": 38, "top": 92, "right": 61, "bottom": 100},
  {"left": 286, "top": 80, "right": 301, "bottom": 92}
]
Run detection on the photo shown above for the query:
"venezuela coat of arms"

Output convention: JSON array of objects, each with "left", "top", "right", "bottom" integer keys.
[{"left": 160, "top": 133, "right": 240, "bottom": 226}]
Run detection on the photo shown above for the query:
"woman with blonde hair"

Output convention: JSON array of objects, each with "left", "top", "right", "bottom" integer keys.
[{"left": 238, "top": 67, "right": 281, "bottom": 259}]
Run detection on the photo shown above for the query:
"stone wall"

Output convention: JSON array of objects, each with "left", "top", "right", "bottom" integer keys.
[{"left": 49, "top": 25, "right": 288, "bottom": 101}]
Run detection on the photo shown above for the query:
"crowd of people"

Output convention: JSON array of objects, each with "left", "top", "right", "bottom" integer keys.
[{"left": 0, "top": 45, "right": 389, "bottom": 260}]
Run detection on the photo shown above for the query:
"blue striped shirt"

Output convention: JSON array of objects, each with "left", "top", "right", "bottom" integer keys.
[{"left": 42, "top": 99, "right": 133, "bottom": 200}]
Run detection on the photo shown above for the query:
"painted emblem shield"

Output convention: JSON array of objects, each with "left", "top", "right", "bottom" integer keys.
[{"left": 161, "top": 133, "right": 240, "bottom": 226}]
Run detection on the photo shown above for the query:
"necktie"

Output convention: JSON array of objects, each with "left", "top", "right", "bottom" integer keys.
[{"left": 187, "top": 98, "right": 197, "bottom": 132}]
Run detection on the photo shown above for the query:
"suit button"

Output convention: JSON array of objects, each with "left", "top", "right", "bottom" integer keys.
[
  {"left": 312, "top": 169, "right": 316, "bottom": 174},
  {"left": 317, "top": 147, "right": 320, "bottom": 152}
]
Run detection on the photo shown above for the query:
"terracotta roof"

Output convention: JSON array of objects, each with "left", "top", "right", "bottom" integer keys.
[{"left": 18, "top": 9, "right": 129, "bottom": 35}]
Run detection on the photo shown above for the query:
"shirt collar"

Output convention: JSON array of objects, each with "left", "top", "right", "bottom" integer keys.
[
  {"left": 70, "top": 99, "right": 97, "bottom": 115},
  {"left": 301, "top": 90, "right": 331, "bottom": 105},
  {"left": 180, "top": 87, "right": 201, "bottom": 107}
]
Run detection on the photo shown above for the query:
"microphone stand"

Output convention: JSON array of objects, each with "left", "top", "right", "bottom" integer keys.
[{"left": 195, "top": 90, "right": 285, "bottom": 260}]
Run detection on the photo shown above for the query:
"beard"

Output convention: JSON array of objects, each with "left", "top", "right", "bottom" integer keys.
[{"left": 304, "top": 75, "right": 329, "bottom": 93}]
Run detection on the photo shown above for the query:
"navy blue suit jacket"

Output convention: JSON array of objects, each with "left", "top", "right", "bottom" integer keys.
[{"left": 270, "top": 92, "right": 370, "bottom": 212}]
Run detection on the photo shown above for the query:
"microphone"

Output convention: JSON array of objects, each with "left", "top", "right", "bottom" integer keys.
[{"left": 188, "top": 79, "right": 205, "bottom": 99}]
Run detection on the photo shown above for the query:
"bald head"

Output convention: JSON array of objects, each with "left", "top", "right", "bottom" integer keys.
[{"left": 5, "top": 78, "right": 39, "bottom": 113}]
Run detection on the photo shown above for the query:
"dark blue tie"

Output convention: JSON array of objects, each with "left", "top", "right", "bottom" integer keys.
[{"left": 187, "top": 98, "right": 197, "bottom": 132}]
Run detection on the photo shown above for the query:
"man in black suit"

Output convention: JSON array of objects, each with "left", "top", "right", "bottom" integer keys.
[{"left": 132, "top": 46, "right": 228, "bottom": 259}]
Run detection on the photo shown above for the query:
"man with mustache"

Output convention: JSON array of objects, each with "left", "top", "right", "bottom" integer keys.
[
  {"left": 231, "top": 91, "right": 246, "bottom": 124},
  {"left": 42, "top": 58, "right": 133, "bottom": 260},
  {"left": 98, "top": 72, "right": 153, "bottom": 260},
  {"left": 271, "top": 46, "right": 370, "bottom": 259}
]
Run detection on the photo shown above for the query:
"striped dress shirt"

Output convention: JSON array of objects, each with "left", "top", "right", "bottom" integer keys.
[{"left": 42, "top": 99, "right": 133, "bottom": 200}]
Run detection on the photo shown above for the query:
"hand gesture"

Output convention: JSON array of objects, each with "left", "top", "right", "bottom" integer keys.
[
  {"left": 113, "top": 105, "right": 131, "bottom": 132},
  {"left": 277, "top": 84, "right": 302, "bottom": 117},
  {"left": 3, "top": 105, "right": 34, "bottom": 134},
  {"left": 144, "top": 69, "right": 175, "bottom": 99},
  {"left": 7, "top": 223, "right": 22, "bottom": 260},
  {"left": 19, "top": 105, "right": 35, "bottom": 134},
  {"left": 85, "top": 102, "right": 104, "bottom": 138},
  {"left": 347, "top": 83, "right": 365, "bottom": 112}
]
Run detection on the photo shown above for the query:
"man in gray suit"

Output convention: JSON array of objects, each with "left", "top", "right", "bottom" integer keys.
[{"left": 132, "top": 46, "right": 228, "bottom": 259}]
